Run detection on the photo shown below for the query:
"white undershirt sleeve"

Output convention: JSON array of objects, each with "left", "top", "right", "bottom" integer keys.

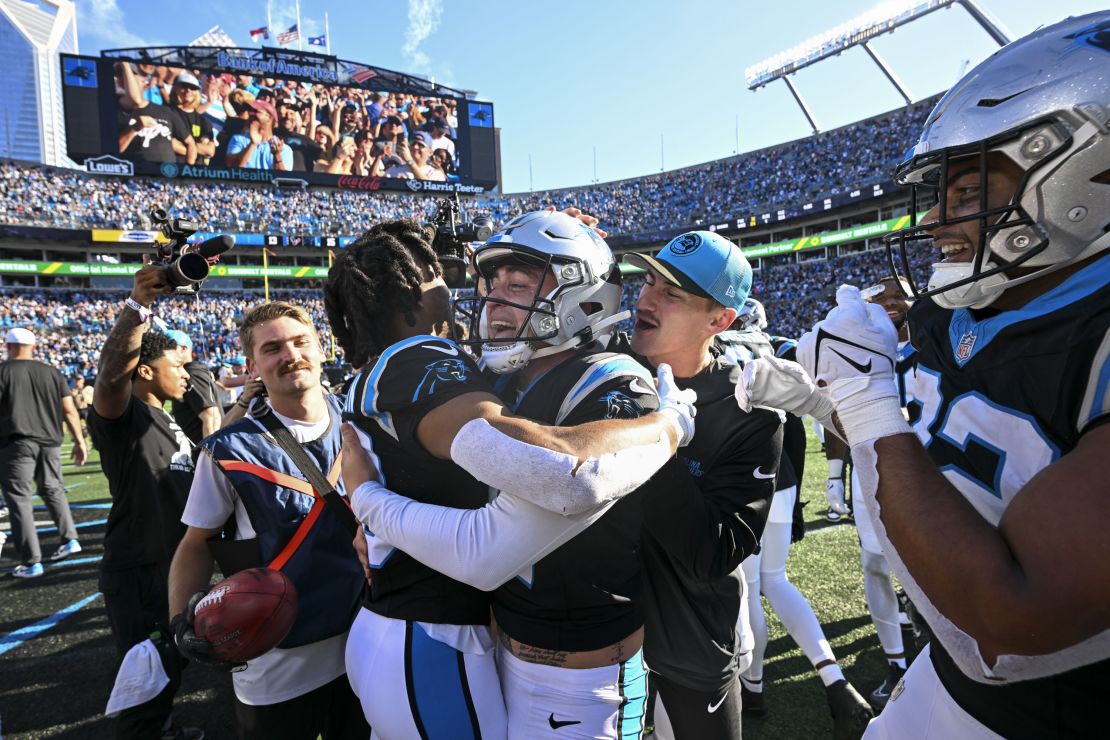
[
  {"left": 449, "top": 417, "right": 674, "bottom": 516},
  {"left": 350, "top": 481, "right": 612, "bottom": 591}
]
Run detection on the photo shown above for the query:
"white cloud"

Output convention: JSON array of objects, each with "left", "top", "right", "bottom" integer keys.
[
  {"left": 402, "top": 0, "right": 443, "bottom": 74},
  {"left": 77, "top": 0, "right": 159, "bottom": 51}
]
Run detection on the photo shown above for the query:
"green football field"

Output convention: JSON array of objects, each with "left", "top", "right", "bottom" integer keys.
[{"left": 1, "top": 427, "right": 905, "bottom": 739}]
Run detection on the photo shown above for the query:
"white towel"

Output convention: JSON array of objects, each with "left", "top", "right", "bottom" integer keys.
[{"left": 104, "top": 639, "right": 170, "bottom": 716}]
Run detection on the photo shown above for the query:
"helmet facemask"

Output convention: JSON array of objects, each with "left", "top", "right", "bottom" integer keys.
[
  {"left": 452, "top": 247, "right": 627, "bottom": 373},
  {"left": 886, "top": 109, "right": 1110, "bottom": 310}
]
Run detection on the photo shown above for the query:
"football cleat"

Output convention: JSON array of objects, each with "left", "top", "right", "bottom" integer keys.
[
  {"left": 740, "top": 684, "right": 768, "bottom": 717},
  {"left": 869, "top": 663, "right": 907, "bottom": 712},
  {"left": 826, "top": 679, "right": 874, "bottom": 740}
]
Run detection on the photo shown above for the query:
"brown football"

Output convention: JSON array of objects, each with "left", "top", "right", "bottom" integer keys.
[{"left": 194, "top": 568, "right": 299, "bottom": 663}]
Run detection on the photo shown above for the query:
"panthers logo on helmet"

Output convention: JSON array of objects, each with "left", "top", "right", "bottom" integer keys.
[
  {"left": 1064, "top": 18, "right": 1110, "bottom": 52},
  {"left": 669, "top": 233, "right": 702, "bottom": 255},
  {"left": 416, "top": 359, "right": 469, "bottom": 399},
  {"left": 599, "top": 391, "right": 643, "bottom": 419}
]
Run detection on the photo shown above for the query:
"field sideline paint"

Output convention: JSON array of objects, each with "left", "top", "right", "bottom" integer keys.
[{"left": 0, "top": 592, "right": 102, "bottom": 657}]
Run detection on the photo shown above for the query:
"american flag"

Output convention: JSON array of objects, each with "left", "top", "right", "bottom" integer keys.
[
  {"left": 276, "top": 24, "right": 299, "bottom": 45},
  {"left": 350, "top": 67, "right": 377, "bottom": 83}
]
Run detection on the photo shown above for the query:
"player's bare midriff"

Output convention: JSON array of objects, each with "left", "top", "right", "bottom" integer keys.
[{"left": 500, "top": 626, "right": 645, "bottom": 669}]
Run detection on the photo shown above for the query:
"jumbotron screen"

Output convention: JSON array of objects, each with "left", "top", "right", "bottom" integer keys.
[{"left": 60, "top": 47, "right": 497, "bottom": 193}]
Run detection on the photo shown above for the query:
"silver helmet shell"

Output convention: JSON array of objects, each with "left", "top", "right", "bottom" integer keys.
[
  {"left": 455, "top": 210, "right": 626, "bottom": 373},
  {"left": 887, "top": 13, "right": 1110, "bottom": 309}
]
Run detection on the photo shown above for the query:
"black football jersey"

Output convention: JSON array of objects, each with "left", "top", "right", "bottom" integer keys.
[
  {"left": 344, "top": 335, "right": 495, "bottom": 625},
  {"left": 490, "top": 350, "right": 660, "bottom": 651},
  {"left": 714, "top": 330, "right": 801, "bottom": 491},
  {"left": 635, "top": 353, "right": 783, "bottom": 692},
  {"left": 895, "top": 340, "right": 920, "bottom": 425},
  {"left": 905, "top": 253, "right": 1110, "bottom": 737}
]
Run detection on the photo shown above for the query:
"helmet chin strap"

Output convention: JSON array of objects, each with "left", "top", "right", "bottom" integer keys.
[
  {"left": 929, "top": 233, "right": 1110, "bottom": 310},
  {"left": 528, "top": 310, "right": 631, "bottom": 361},
  {"left": 929, "top": 261, "right": 1008, "bottom": 309},
  {"left": 483, "top": 310, "right": 632, "bottom": 374}
]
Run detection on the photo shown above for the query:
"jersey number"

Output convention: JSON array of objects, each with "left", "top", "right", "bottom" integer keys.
[{"left": 907, "top": 366, "right": 1059, "bottom": 524}]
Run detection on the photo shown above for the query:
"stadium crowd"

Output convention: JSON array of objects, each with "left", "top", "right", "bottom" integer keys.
[
  {"left": 0, "top": 288, "right": 338, "bottom": 382},
  {"left": 1, "top": 245, "right": 931, "bottom": 384},
  {"left": 0, "top": 97, "right": 936, "bottom": 239},
  {"left": 114, "top": 63, "right": 461, "bottom": 180}
]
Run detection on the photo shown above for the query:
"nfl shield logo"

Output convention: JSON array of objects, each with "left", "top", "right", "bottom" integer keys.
[{"left": 956, "top": 331, "right": 977, "bottom": 362}]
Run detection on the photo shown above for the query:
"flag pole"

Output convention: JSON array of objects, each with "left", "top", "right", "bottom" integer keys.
[
  {"left": 327, "top": 248, "right": 336, "bottom": 362},
  {"left": 295, "top": 0, "right": 303, "bottom": 51},
  {"left": 266, "top": 0, "right": 273, "bottom": 46},
  {"left": 325, "top": 11, "right": 331, "bottom": 54},
  {"left": 263, "top": 248, "right": 271, "bottom": 302}
]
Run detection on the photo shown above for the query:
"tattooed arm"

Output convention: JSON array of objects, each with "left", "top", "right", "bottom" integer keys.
[{"left": 93, "top": 264, "right": 172, "bottom": 420}]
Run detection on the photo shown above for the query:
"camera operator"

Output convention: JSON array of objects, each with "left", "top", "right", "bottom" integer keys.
[{"left": 89, "top": 263, "right": 201, "bottom": 740}]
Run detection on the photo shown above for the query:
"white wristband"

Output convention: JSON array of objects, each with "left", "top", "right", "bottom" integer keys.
[{"left": 124, "top": 297, "right": 151, "bottom": 323}]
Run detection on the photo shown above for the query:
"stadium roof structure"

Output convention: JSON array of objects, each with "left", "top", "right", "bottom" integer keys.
[
  {"left": 744, "top": 0, "right": 1011, "bottom": 134},
  {"left": 99, "top": 45, "right": 471, "bottom": 98}
]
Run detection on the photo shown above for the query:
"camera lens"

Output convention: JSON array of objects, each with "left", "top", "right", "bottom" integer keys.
[{"left": 167, "top": 252, "right": 210, "bottom": 287}]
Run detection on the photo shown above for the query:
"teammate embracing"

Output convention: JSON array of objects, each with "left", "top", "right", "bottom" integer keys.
[
  {"left": 326, "top": 215, "right": 695, "bottom": 739},
  {"left": 343, "top": 226, "right": 786, "bottom": 740},
  {"left": 621, "top": 234, "right": 785, "bottom": 740}
]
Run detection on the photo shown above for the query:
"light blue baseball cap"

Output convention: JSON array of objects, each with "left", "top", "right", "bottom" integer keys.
[
  {"left": 165, "top": 330, "right": 192, "bottom": 349},
  {"left": 624, "top": 231, "right": 752, "bottom": 312}
]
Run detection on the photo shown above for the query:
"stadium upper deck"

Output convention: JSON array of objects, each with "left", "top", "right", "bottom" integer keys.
[{"left": 0, "top": 96, "right": 938, "bottom": 242}]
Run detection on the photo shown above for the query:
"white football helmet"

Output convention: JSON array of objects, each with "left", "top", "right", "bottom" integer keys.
[
  {"left": 734, "top": 298, "right": 768, "bottom": 331},
  {"left": 454, "top": 211, "right": 627, "bottom": 373},
  {"left": 886, "top": 13, "right": 1110, "bottom": 309}
]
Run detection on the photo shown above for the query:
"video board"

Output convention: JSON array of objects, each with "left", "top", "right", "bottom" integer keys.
[{"left": 61, "top": 47, "right": 496, "bottom": 194}]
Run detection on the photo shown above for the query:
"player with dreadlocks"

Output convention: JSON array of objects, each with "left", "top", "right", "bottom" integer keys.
[{"left": 325, "top": 217, "right": 697, "bottom": 738}]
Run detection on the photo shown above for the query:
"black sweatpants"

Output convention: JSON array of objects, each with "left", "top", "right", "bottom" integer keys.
[
  {"left": 234, "top": 673, "right": 370, "bottom": 740},
  {"left": 99, "top": 564, "right": 182, "bottom": 740},
  {"left": 652, "top": 670, "right": 743, "bottom": 740}
]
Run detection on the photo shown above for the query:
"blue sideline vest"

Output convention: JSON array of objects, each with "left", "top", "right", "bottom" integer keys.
[{"left": 202, "top": 395, "right": 364, "bottom": 648}]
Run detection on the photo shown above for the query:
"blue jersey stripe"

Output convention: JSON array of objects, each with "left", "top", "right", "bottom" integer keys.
[
  {"left": 406, "top": 622, "right": 479, "bottom": 740},
  {"left": 618, "top": 650, "right": 648, "bottom": 739},
  {"left": 947, "top": 252, "right": 1110, "bottom": 366}
]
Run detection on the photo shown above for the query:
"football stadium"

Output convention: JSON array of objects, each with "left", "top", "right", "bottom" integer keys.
[{"left": 2, "top": 1, "right": 1108, "bottom": 738}]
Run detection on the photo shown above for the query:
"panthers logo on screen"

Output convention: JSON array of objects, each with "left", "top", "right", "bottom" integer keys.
[
  {"left": 416, "top": 359, "right": 469, "bottom": 399},
  {"left": 599, "top": 391, "right": 643, "bottom": 420}
]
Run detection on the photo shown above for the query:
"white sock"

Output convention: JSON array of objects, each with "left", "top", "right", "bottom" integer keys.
[
  {"left": 817, "top": 663, "right": 845, "bottom": 687},
  {"left": 889, "top": 657, "right": 908, "bottom": 670},
  {"left": 827, "top": 459, "right": 844, "bottom": 479},
  {"left": 740, "top": 676, "right": 763, "bottom": 693}
]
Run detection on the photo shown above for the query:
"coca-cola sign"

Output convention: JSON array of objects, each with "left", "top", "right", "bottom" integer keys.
[{"left": 337, "top": 175, "right": 383, "bottom": 191}]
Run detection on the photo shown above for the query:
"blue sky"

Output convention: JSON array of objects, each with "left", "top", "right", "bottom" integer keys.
[{"left": 78, "top": 0, "right": 1105, "bottom": 193}]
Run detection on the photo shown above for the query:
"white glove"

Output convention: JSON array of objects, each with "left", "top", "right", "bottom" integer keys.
[
  {"left": 825, "top": 478, "right": 849, "bottom": 515},
  {"left": 656, "top": 363, "right": 697, "bottom": 447},
  {"left": 796, "top": 285, "right": 911, "bottom": 446},
  {"left": 734, "top": 356, "right": 836, "bottom": 421}
]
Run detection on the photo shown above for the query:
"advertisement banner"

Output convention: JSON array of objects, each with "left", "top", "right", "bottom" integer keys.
[
  {"left": 0, "top": 261, "right": 331, "bottom": 279},
  {"left": 91, "top": 229, "right": 168, "bottom": 243},
  {"left": 738, "top": 212, "right": 924, "bottom": 260}
]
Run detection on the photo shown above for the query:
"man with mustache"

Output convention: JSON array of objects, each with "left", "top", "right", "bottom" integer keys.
[{"left": 168, "top": 302, "right": 368, "bottom": 740}]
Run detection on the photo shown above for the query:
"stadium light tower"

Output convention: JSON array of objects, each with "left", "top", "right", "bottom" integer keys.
[{"left": 744, "top": 0, "right": 1011, "bottom": 134}]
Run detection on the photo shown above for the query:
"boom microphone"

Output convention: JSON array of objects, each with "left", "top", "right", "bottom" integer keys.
[{"left": 194, "top": 234, "right": 235, "bottom": 260}]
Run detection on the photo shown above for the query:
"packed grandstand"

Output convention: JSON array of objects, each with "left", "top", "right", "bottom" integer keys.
[{"left": 0, "top": 96, "right": 938, "bottom": 380}]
